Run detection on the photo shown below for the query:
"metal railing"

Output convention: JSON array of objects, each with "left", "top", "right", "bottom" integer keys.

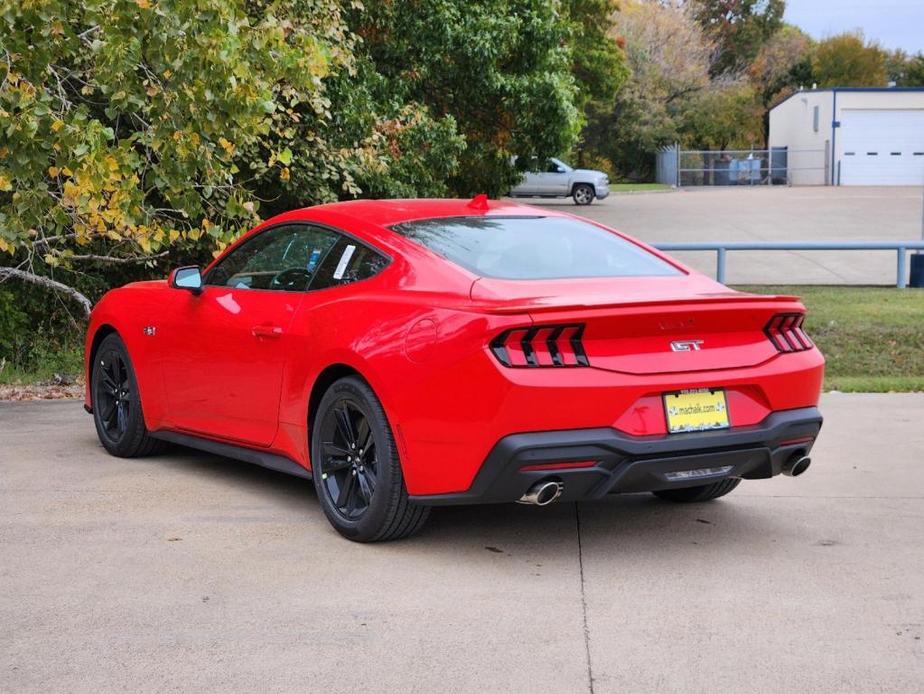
[{"left": 653, "top": 241, "right": 924, "bottom": 288}]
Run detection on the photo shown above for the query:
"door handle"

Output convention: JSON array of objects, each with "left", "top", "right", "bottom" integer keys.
[{"left": 251, "top": 324, "right": 283, "bottom": 339}]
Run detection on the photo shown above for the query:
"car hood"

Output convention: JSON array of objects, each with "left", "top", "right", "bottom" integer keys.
[{"left": 572, "top": 168, "right": 607, "bottom": 179}]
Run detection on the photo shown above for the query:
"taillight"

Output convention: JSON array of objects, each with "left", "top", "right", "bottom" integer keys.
[
  {"left": 490, "top": 324, "right": 589, "bottom": 368},
  {"left": 764, "top": 313, "right": 813, "bottom": 353}
]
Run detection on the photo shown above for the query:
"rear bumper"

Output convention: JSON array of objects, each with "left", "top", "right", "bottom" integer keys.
[{"left": 409, "top": 407, "right": 821, "bottom": 506}]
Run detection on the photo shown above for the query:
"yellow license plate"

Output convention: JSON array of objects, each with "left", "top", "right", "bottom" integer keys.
[{"left": 664, "top": 388, "right": 729, "bottom": 434}]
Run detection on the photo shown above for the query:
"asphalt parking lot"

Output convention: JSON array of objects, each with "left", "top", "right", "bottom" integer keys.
[
  {"left": 522, "top": 186, "right": 924, "bottom": 285},
  {"left": 2, "top": 395, "right": 922, "bottom": 692}
]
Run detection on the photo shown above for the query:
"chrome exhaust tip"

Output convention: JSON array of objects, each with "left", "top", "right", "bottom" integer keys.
[
  {"left": 783, "top": 454, "right": 811, "bottom": 477},
  {"left": 517, "top": 480, "right": 563, "bottom": 506}
]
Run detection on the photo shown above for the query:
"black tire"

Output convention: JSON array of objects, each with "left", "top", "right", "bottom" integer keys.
[
  {"left": 311, "top": 376, "right": 429, "bottom": 542},
  {"left": 652, "top": 478, "right": 741, "bottom": 503},
  {"left": 91, "top": 333, "right": 163, "bottom": 458},
  {"left": 572, "top": 183, "right": 595, "bottom": 205}
]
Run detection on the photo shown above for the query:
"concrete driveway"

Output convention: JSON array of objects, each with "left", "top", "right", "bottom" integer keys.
[
  {"left": 518, "top": 186, "right": 924, "bottom": 285},
  {"left": 2, "top": 395, "right": 922, "bottom": 692}
]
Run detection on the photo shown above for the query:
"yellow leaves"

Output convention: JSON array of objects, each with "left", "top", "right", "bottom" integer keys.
[
  {"left": 280, "top": 167, "right": 291, "bottom": 182},
  {"left": 218, "top": 137, "right": 235, "bottom": 156},
  {"left": 50, "top": 119, "right": 65, "bottom": 133},
  {"left": 169, "top": 229, "right": 181, "bottom": 243},
  {"left": 188, "top": 228, "right": 202, "bottom": 241},
  {"left": 136, "top": 0, "right": 151, "bottom": 9},
  {"left": 48, "top": 166, "right": 60, "bottom": 177},
  {"left": 0, "top": 238, "right": 11, "bottom": 254},
  {"left": 202, "top": 218, "right": 213, "bottom": 231},
  {"left": 163, "top": 69, "right": 173, "bottom": 79},
  {"left": 0, "top": 174, "right": 11, "bottom": 192}
]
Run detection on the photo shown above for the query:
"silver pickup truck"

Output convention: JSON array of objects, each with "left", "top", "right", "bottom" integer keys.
[{"left": 508, "top": 157, "right": 610, "bottom": 205}]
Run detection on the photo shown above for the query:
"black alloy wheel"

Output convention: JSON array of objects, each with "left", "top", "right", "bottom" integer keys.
[
  {"left": 319, "top": 399, "right": 378, "bottom": 520},
  {"left": 312, "top": 376, "right": 429, "bottom": 542},
  {"left": 91, "top": 333, "right": 162, "bottom": 457},
  {"left": 95, "top": 347, "right": 132, "bottom": 443}
]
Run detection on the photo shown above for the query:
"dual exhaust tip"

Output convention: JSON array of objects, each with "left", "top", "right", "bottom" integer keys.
[
  {"left": 783, "top": 454, "right": 812, "bottom": 477},
  {"left": 518, "top": 454, "right": 810, "bottom": 505},
  {"left": 518, "top": 480, "right": 563, "bottom": 506}
]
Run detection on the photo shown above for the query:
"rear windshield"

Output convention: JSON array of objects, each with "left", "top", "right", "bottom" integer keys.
[{"left": 390, "top": 216, "right": 681, "bottom": 280}]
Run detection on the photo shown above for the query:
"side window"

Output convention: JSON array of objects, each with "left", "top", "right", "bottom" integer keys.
[
  {"left": 311, "top": 238, "right": 389, "bottom": 291},
  {"left": 206, "top": 224, "right": 339, "bottom": 291}
]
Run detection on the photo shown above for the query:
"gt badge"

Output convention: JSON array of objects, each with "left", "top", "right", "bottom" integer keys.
[
  {"left": 670, "top": 339, "right": 703, "bottom": 352},
  {"left": 143, "top": 326, "right": 156, "bottom": 336}
]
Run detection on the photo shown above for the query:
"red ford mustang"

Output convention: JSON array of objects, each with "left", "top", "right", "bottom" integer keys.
[{"left": 84, "top": 197, "right": 824, "bottom": 541}]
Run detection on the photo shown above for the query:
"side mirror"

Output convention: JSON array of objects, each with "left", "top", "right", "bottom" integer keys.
[{"left": 169, "top": 266, "right": 203, "bottom": 294}]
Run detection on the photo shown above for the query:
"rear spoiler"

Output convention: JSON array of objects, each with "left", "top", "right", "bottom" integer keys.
[{"left": 470, "top": 293, "right": 803, "bottom": 316}]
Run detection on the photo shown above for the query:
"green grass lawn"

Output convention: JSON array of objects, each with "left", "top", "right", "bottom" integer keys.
[
  {"left": 609, "top": 182, "right": 672, "bottom": 193},
  {"left": 736, "top": 286, "right": 924, "bottom": 392}
]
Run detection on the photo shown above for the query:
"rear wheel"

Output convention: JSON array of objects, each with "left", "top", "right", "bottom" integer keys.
[
  {"left": 91, "top": 333, "right": 162, "bottom": 457},
  {"left": 311, "top": 376, "right": 429, "bottom": 542},
  {"left": 651, "top": 478, "right": 741, "bottom": 503},
  {"left": 572, "top": 183, "right": 595, "bottom": 205}
]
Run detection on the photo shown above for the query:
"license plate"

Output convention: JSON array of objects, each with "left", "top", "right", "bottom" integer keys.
[{"left": 664, "top": 388, "right": 729, "bottom": 434}]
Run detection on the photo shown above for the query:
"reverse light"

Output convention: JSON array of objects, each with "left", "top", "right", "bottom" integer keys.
[
  {"left": 490, "top": 324, "right": 589, "bottom": 368},
  {"left": 764, "top": 313, "right": 813, "bottom": 353}
]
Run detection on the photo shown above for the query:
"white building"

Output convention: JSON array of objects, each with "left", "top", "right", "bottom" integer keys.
[{"left": 768, "top": 87, "right": 924, "bottom": 185}]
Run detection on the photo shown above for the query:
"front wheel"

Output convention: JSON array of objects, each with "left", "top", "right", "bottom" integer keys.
[
  {"left": 91, "top": 333, "right": 162, "bottom": 457},
  {"left": 572, "top": 183, "right": 595, "bottom": 205},
  {"left": 311, "top": 376, "right": 429, "bottom": 542},
  {"left": 651, "top": 478, "right": 741, "bottom": 503}
]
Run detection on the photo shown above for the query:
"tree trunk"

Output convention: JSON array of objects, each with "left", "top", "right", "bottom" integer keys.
[{"left": 0, "top": 267, "right": 93, "bottom": 318}]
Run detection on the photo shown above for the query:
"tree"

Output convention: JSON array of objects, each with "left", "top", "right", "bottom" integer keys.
[
  {"left": 562, "top": 0, "right": 630, "bottom": 109},
  {"left": 0, "top": 0, "right": 354, "bottom": 314},
  {"left": 748, "top": 24, "right": 813, "bottom": 141},
  {"left": 584, "top": 0, "right": 716, "bottom": 178},
  {"left": 812, "top": 32, "right": 888, "bottom": 88},
  {"left": 0, "top": 1, "right": 471, "bottom": 316},
  {"left": 886, "top": 49, "right": 924, "bottom": 87},
  {"left": 691, "top": 0, "right": 785, "bottom": 76},
  {"left": 348, "top": 1, "right": 582, "bottom": 197},
  {"left": 678, "top": 82, "right": 763, "bottom": 150}
]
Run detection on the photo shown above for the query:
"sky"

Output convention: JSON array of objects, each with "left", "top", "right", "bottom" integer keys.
[{"left": 784, "top": 0, "right": 924, "bottom": 54}]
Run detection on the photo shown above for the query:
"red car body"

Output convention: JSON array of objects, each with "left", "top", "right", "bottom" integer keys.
[{"left": 85, "top": 198, "right": 823, "bottom": 507}]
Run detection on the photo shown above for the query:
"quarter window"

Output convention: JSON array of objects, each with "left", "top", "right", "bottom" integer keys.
[{"left": 310, "top": 239, "right": 390, "bottom": 290}]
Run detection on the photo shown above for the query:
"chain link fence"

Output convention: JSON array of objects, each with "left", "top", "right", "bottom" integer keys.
[{"left": 656, "top": 145, "right": 829, "bottom": 187}]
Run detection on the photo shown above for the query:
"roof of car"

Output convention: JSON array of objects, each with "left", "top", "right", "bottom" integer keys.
[{"left": 305, "top": 197, "right": 557, "bottom": 227}]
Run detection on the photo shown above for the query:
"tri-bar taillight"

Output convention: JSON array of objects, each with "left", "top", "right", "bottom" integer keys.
[
  {"left": 490, "top": 324, "right": 589, "bottom": 368},
  {"left": 764, "top": 313, "right": 813, "bottom": 353}
]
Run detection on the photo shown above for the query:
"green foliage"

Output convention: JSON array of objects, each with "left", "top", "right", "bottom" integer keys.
[
  {"left": 692, "top": 0, "right": 785, "bottom": 76},
  {"left": 886, "top": 50, "right": 924, "bottom": 87},
  {"left": 678, "top": 83, "right": 763, "bottom": 150},
  {"left": 349, "top": 1, "right": 582, "bottom": 197},
  {"left": 812, "top": 32, "right": 888, "bottom": 88},
  {"left": 0, "top": 0, "right": 359, "bottom": 265},
  {"left": 562, "top": 0, "right": 629, "bottom": 109}
]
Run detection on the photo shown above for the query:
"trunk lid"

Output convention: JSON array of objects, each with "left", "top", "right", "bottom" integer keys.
[{"left": 471, "top": 276, "right": 801, "bottom": 375}]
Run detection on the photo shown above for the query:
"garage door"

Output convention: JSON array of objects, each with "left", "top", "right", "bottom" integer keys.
[{"left": 839, "top": 109, "right": 924, "bottom": 185}]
